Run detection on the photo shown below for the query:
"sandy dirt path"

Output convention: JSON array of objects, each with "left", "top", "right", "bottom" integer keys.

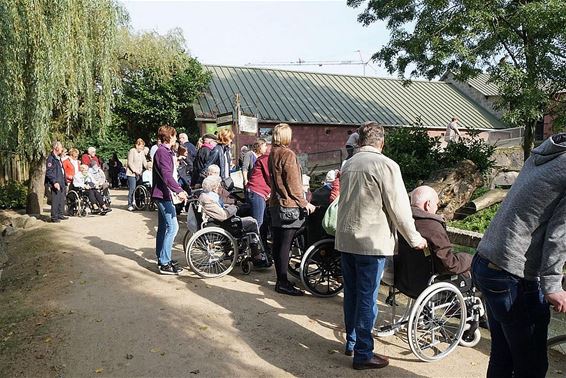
[{"left": 6, "top": 189, "right": 552, "bottom": 377}]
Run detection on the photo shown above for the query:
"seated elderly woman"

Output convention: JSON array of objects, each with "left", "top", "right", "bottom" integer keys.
[
  {"left": 199, "top": 176, "right": 270, "bottom": 268},
  {"left": 73, "top": 164, "right": 111, "bottom": 214}
]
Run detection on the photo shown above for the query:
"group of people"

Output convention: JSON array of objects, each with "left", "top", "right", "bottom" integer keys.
[
  {"left": 45, "top": 142, "right": 112, "bottom": 222},
  {"left": 47, "top": 117, "right": 566, "bottom": 375}
]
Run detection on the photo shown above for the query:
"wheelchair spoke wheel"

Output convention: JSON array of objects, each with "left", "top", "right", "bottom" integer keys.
[
  {"left": 186, "top": 227, "right": 238, "bottom": 278},
  {"left": 66, "top": 191, "right": 80, "bottom": 216},
  {"left": 134, "top": 185, "right": 150, "bottom": 211},
  {"left": 299, "top": 239, "right": 342, "bottom": 297},
  {"left": 408, "top": 282, "right": 466, "bottom": 362}
]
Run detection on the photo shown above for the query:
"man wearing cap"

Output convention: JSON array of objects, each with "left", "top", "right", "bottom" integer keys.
[{"left": 192, "top": 133, "right": 220, "bottom": 186}]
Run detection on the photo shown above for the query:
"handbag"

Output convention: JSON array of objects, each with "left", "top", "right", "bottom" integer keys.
[
  {"left": 278, "top": 206, "right": 301, "bottom": 223},
  {"left": 322, "top": 195, "right": 339, "bottom": 236},
  {"left": 223, "top": 176, "right": 234, "bottom": 191}
]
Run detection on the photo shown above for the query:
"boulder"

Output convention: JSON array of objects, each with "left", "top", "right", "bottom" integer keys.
[
  {"left": 3, "top": 226, "right": 19, "bottom": 237},
  {"left": 493, "top": 171, "right": 519, "bottom": 188},
  {"left": 11, "top": 215, "right": 30, "bottom": 229},
  {"left": 23, "top": 216, "right": 40, "bottom": 229},
  {"left": 423, "top": 160, "right": 483, "bottom": 221}
]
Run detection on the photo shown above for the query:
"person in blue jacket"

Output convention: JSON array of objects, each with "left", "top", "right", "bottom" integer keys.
[{"left": 45, "top": 141, "right": 67, "bottom": 222}]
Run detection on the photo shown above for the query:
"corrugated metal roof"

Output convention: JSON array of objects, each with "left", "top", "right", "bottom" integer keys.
[
  {"left": 466, "top": 73, "right": 500, "bottom": 97},
  {"left": 194, "top": 65, "right": 507, "bottom": 130}
]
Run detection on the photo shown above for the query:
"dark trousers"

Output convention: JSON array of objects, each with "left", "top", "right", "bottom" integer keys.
[
  {"left": 50, "top": 186, "right": 66, "bottom": 220},
  {"left": 271, "top": 227, "right": 298, "bottom": 282},
  {"left": 86, "top": 189, "right": 104, "bottom": 208},
  {"left": 346, "top": 145, "right": 355, "bottom": 159},
  {"left": 471, "top": 254, "right": 550, "bottom": 378}
]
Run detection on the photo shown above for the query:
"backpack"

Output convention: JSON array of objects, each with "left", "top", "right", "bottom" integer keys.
[{"left": 322, "top": 195, "right": 339, "bottom": 236}]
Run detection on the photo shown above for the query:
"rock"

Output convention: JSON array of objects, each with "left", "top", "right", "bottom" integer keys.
[
  {"left": 23, "top": 216, "right": 39, "bottom": 229},
  {"left": 493, "top": 171, "right": 519, "bottom": 188},
  {"left": 492, "top": 146, "right": 524, "bottom": 171},
  {"left": 4, "top": 226, "right": 19, "bottom": 236},
  {"left": 11, "top": 215, "right": 30, "bottom": 229}
]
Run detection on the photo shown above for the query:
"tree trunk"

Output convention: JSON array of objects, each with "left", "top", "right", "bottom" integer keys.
[
  {"left": 454, "top": 189, "right": 508, "bottom": 219},
  {"left": 523, "top": 120, "right": 536, "bottom": 161},
  {"left": 26, "top": 157, "right": 46, "bottom": 215},
  {"left": 423, "top": 160, "right": 483, "bottom": 221}
]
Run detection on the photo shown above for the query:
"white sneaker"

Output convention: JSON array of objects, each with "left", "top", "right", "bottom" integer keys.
[{"left": 128, "top": 206, "right": 134, "bottom": 211}]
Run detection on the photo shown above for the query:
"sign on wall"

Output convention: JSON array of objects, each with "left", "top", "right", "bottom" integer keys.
[
  {"left": 239, "top": 114, "right": 258, "bottom": 134},
  {"left": 216, "top": 112, "right": 233, "bottom": 127}
]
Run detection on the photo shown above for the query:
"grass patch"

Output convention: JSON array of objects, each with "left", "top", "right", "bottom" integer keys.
[{"left": 449, "top": 203, "right": 500, "bottom": 233}]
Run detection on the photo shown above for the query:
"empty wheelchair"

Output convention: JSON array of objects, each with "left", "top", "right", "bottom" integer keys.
[
  {"left": 376, "top": 245, "right": 485, "bottom": 362},
  {"left": 183, "top": 198, "right": 268, "bottom": 278},
  {"left": 285, "top": 207, "right": 343, "bottom": 297}
]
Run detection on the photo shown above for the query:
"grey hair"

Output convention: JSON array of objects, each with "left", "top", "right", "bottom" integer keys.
[
  {"left": 52, "top": 140, "right": 62, "bottom": 149},
  {"left": 207, "top": 164, "right": 220, "bottom": 176},
  {"left": 202, "top": 175, "right": 222, "bottom": 193},
  {"left": 87, "top": 146, "right": 96, "bottom": 154},
  {"left": 410, "top": 185, "right": 438, "bottom": 207},
  {"left": 179, "top": 133, "right": 188, "bottom": 140},
  {"left": 358, "top": 121, "right": 384, "bottom": 148}
]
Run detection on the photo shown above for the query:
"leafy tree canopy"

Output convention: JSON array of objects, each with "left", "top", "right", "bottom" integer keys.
[
  {"left": 348, "top": 0, "right": 566, "bottom": 158},
  {"left": 0, "top": 0, "right": 124, "bottom": 161},
  {"left": 114, "top": 28, "right": 211, "bottom": 144}
]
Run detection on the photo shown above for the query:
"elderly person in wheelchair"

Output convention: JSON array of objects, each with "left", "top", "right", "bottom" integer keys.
[
  {"left": 199, "top": 176, "right": 270, "bottom": 268},
  {"left": 72, "top": 164, "right": 111, "bottom": 214},
  {"left": 387, "top": 185, "right": 483, "bottom": 361}
]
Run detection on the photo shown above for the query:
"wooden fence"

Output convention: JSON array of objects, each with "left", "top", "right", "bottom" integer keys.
[{"left": 0, "top": 154, "right": 29, "bottom": 185}]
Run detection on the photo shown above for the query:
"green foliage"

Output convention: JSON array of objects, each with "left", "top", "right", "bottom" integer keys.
[
  {"left": 384, "top": 125, "right": 495, "bottom": 190},
  {"left": 0, "top": 181, "right": 27, "bottom": 209},
  {"left": 449, "top": 203, "right": 500, "bottom": 234},
  {"left": 114, "top": 28, "right": 211, "bottom": 143},
  {"left": 348, "top": 0, "right": 566, "bottom": 158},
  {"left": 0, "top": 0, "right": 124, "bottom": 161},
  {"left": 440, "top": 129, "right": 496, "bottom": 172},
  {"left": 383, "top": 125, "right": 441, "bottom": 189},
  {"left": 74, "top": 118, "right": 132, "bottom": 161}
]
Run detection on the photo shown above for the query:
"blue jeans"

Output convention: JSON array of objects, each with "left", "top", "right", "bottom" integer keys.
[
  {"left": 247, "top": 190, "right": 266, "bottom": 229},
  {"left": 155, "top": 199, "right": 179, "bottom": 266},
  {"left": 471, "top": 254, "right": 550, "bottom": 378},
  {"left": 127, "top": 175, "right": 137, "bottom": 207},
  {"left": 341, "top": 253, "right": 386, "bottom": 363}
]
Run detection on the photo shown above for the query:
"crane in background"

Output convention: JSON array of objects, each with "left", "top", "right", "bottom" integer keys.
[{"left": 246, "top": 50, "right": 378, "bottom": 76}]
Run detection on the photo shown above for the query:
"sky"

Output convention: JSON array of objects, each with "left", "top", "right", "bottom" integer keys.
[{"left": 122, "top": 0, "right": 393, "bottom": 77}]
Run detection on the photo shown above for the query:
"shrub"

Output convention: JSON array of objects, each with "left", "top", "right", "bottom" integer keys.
[
  {"left": 384, "top": 125, "right": 495, "bottom": 190},
  {"left": 0, "top": 181, "right": 27, "bottom": 209}
]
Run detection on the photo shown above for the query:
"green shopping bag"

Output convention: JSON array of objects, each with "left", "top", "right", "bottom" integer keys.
[{"left": 322, "top": 195, "right": 339, "bottom": 236}]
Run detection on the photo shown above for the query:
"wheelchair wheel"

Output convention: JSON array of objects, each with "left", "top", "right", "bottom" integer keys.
[
  {"left": 66, "top": 191, "right": 80, "bottom": 216},
  {"left": 408, "top": 282, "right": 466, "bottom": 362},
  {"left": 459, "top": 327, "right": 481, "bottom": 348},
  {"left": 299, "top": 239, "right": 343, "bottom": 297},
  {"left": 185, "top": 227, "right": 238, "bottom": 278},
  {"left": 134, "top": 185, "right": 150, "bottom": 211},
  {"left": 241, "top": 257, "right": 253, "bottom": 275}
]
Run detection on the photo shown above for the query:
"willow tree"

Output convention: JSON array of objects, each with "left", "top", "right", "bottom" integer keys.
[
  {"left": 349, "top": 0, "right": 566, "bottom": 160},
  {"left": 0, "top": 0, "right": 122, "bottom": 213}
]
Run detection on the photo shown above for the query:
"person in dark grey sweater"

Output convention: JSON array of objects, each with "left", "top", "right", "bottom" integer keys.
[{"left": 472, "top": 133, "right": 566, "bottom": 378}]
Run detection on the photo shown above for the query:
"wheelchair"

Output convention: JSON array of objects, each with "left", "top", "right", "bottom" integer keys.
[
  {"left": 285, "top": 206, "right": 343, "bottom": 297},
  {"left": 133, "top": 181, "right": 155, "bottom": 211},
  {"left": 66, "top": 186, "right": 110, "bottom": 216},
  {"left": 376, "top": 241, "right": 485, "bottom": 362},
  {"left": 182, "top": 196, "right": 268, "bottom": 278}
]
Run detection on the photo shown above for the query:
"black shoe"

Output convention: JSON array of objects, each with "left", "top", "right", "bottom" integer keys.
[
  {"left": 159, "top": 259, "right": 179, "bottom": 267},
  {"left": 159, "top": 263, "right": 183, "bottom": 275},
  {"left": 275, "top": 281, "right": 304, "bottom": 296},
  {"left": 353, "top": 354, "right": 389, "bottom": 370},
  {"left": 92, "top": 208, "right": 101, "bottom": 214},
  {"left": 103, "top": 208, "right": 112, "bottom": 213},
  {"left": 253, "top": 259, "right": 271, "bottom": 268},
  {"left": 345, "top": 349, "right": 353, "bottom": 357},
  {"left": 58, "top": 216, "right": 69, "bottom": 220},
  {"left": 50, "top": 218, "right": 60, "bottom": 223}
]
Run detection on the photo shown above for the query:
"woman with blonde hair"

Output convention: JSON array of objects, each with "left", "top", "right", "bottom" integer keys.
[
  {"left": 126, "top": 138, "right": 148, "bottom": 211},
  {"left": 214, "top": 128, "right": 235, "bottom": 187},
  {"left": 268, "top": 123, "right": 316, "bottom": 296}
]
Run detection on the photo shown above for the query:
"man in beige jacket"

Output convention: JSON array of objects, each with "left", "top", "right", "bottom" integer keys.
[{"left": 336, "top": 121, "right": 427, "bottom": 370}]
